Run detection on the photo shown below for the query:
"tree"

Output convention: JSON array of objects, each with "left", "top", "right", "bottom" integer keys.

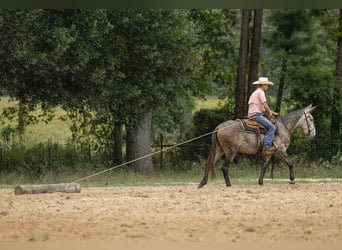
[
  {"left": 0, "top": 10, "right": 113, "bottom": 142},
  {"left": 263, "top": 9, "right": 339, "bottom": 137},
  {"left": 247, "top": 9, "right": 263, "bottom": 103},
  {"left": 332, "top": 9, "right": 342, "bottom": 138},
  {"left": 105, "top": 10, "right": 202, "bottom": 171},
  {"left": 189, "top": 9, "right": 237, "bottom": 96},
  {"left": 0, "top": 10, "right": 47, "bottom": 141},
  {"left": 235, "top": 9, "right": 250, "bottom": 119},
  {"left": 264, "top": 10, "right": 317, "bottom": 113}
]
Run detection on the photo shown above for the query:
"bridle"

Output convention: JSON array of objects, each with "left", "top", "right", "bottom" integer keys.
[
  {"left": 303, "top": 111, "right": 314, "bottom": 137},
  {"left": 280, "top": 110, "right": 313, "bottom": 137}
]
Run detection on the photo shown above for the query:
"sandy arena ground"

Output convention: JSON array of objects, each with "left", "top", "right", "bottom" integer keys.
[{"left": 1, "top": 182, "right": 342, "bottom": 248}]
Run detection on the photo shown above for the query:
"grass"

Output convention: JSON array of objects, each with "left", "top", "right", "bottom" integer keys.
[
  {"left": 1, "top": 96, "right": 221, "bottom": 143},
  {"left": 1, "top": 168, "right": 341, "bottom": 189},
  {"left": 1, "top": 96, "right": 341, "bottom": 188},
  {"left": 1, "top": 155, "right": 341, "bottom": 188},
  {"left": 193, "top": 96, "right": 224, "bottom": 113},
  {"left": 0, "top": 97, "right": 72, "bottom": 143}
]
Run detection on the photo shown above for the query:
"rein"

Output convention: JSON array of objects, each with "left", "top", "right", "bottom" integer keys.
[
  {"left": 279, "top": 117, "right": 292, "bottom": 136},
  {"left": 279, "top": 110, "right": 312, "bottom": 139},
  {"left": 303, "top": 111, "right": 313, "bottom": 136}
]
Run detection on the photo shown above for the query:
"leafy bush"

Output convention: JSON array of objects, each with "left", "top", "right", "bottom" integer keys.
[
  {"left": 191, "top": 107, "right": 231, "bottom": 158},
  {"left": 0, "top": 124, "right": 16, "bottom": 142},
  {"left": 0, "top": 141, "right": 99, "bottom": 177}
]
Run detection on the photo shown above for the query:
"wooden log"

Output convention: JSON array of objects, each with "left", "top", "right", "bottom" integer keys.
[{"left": 14, "top": 183, "right": 81, "bottom": 195}]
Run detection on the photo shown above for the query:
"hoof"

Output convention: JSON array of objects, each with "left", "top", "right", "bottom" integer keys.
[
  {"left": 289, "top": 180, "right": 296, "bottom": 185},
  {"left": 198, "top": 182, "right": 206, "bottom": 188}
]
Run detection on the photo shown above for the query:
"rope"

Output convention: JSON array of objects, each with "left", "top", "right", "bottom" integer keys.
[{"left": 72, "top": 122, "right": 237, "bottom": 183}]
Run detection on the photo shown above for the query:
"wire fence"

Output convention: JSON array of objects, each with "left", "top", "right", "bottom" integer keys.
[
  {"left": 0, "top": 135, "right": 341, "bottom": 174},
  {"left": 151, "top": 135, "right": 342, "bottom": 168}
]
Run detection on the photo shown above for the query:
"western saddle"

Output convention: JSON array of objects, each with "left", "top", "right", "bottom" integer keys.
[{"left": 237, "top": 115, "right": 278, "bottom": 155}]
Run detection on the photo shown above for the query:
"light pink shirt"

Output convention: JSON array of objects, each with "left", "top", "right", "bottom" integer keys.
[{"left": 248, "top": 88, "right": 266, "bottom": 116}]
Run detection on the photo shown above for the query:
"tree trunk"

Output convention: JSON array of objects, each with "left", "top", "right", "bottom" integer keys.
[
  {"left": 331, "top": 9, "right": 342, "bottom": 137},
  {"left": 247, "top": 9, "right": 263, "bottom": 112},
  {"left": 126, "top": 112, "right": 153, "bottom": 172},
  {"left": 275, "top": 50, "right": 289, "bottom": 113},
  {"left": 112, "top": 121, "right": 123, "bottom": 165},
  {"left": 235, "top": 9, "right": 250, "bottom": 119},
  {"left": 18, "top": 99, "right": 28, "bottom": 142}
]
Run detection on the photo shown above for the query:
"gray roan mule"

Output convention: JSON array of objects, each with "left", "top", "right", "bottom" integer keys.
[{"left": 198, "top": 105, "right": 316, "bottom": 188}]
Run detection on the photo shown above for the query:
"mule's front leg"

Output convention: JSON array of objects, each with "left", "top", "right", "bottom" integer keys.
[
  {"left": 278, "top": 150, "right": 295, "bottom": 184},
  {"left": 259, "top": 158, "right": 271, "bottom": 185},
  {"left": 289, "top": 163, "right": 295, "bottom": 184}
]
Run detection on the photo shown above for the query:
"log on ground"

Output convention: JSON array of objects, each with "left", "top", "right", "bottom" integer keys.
[{"left": 14, "top": 183, "right": 81, "bottom": 195}]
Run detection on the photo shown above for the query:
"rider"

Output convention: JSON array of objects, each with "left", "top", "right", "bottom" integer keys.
[{"left": 248, "top": 77, "right": 279, "bottom": 157}]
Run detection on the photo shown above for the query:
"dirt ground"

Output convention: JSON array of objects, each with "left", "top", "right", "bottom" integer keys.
[{"left": 1, "top": 182, "right": 342, "bottom": 246}]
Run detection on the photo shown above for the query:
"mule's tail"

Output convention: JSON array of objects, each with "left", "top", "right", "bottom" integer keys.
[
  {"left": 207, "top": 129, "right": 218, "bottom": 179},
  {"left": 198, "top": 129, "right": 218, "bottom": 188}
]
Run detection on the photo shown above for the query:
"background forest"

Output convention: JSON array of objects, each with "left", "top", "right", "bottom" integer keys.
[{"left": 0, "top": 9, "right": 341, "bottom": 183}]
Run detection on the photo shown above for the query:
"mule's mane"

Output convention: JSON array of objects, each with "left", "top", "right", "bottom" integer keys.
[
  {"left": 276, "top": 109, "right": 307, "bottom": 135},
  {"left": 277, "top": 109, "right": 304, "bottom": 124}
]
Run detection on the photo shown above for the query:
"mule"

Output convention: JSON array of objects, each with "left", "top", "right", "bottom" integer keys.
[{"left": 198, "top": 105, "right": 316, "bottom": 188}]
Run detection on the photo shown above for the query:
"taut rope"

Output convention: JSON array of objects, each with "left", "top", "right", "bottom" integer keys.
[{"left": 72, "top": 122, "right": 238, "bottom": 183}]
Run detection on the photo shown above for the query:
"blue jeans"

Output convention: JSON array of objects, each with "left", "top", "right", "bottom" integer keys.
[{"left": 250, "top": 113, "right": 275, "bottom": 150}]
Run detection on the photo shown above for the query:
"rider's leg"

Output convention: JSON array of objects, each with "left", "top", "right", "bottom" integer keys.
[{"left": 251, "top": 114, "right": 275, "bottom": 150}]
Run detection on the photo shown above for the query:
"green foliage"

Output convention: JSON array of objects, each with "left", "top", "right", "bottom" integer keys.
[
  {"left": 189, "top": 9, "right": 238, "bottom": 95},
  {"left": 1, "top": 153, "right": 341, "bottom": 187},
  {"left": 0, "top": 141, "right": 97, "bottom": 177},
  {"left": 191, "top": 107, "right": 231, "bottom": 158},
  {"left": 0, "top": 10, "right": 114, "bottom": 140},
  {"left": 106, "top": 10, "right": 203, "bottom": 129},
  {"left": 263, "top": 9, "right": 339, "bottom": 136},
  {"left": 151, "top": 92, "right": 195, "bottom": 144},
  {"left": 0, "top": 9, "right": 341, "bottom": 175},
  {"left": 320, "top": 151, "right": 342, "bottom": 170},
  {"left": 0, "top": 125, "right": 16, "bottom": 141}
]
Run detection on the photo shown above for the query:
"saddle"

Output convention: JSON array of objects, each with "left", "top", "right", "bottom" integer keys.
[
  {"left": 239, "top": 116, "right": 278, "bottom": 135},
  {"left": 242, "top": 119, "right": 267, "bottom": 134},
  {"left": 238, "top": 116, "right": 279, "bottom": 155}
]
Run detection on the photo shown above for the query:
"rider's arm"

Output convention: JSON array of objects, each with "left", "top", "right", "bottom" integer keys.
[{"left": 263, "top": 102, "right": 278, "bottom": 116}]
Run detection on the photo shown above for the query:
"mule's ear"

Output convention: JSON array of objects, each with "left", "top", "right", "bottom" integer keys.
[
  {"left": 304, "top": 104, "right": 312, "bottom": 113},
  {"left": 307, "top": 105, "right": 317, "bottom": 113}
]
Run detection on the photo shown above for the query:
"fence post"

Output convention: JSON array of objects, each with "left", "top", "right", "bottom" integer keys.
[
  {"left": 160, "top": 133, "right": 163, "bottom": 169},
  {"left": 88, "top": 143, "right": 91, "bottom": 161},
  {"left": 0, "top": 142, "right": 2, "bottom": 168},
  {"left": 48, "top": 139, "right": 51, "bottom": 164}
]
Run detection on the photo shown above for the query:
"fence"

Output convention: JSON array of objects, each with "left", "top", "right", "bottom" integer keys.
[
  {"left": 0, "top": 140, "right": 95, "bottom": 174},
  {"left": 0, "top": 135, "right": 341, "bottom": 174},
  {"left": 151, "top": 135, "right": 342, "bottom": 168}
]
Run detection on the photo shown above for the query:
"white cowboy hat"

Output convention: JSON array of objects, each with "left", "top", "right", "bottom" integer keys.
[{"left": 253, "top": 77, "right": 274, "bottom": 85}]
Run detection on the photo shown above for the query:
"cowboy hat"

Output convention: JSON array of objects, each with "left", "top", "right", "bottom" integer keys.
[{"left": 253, "top": 77, "right": 274, "bottom": 85}]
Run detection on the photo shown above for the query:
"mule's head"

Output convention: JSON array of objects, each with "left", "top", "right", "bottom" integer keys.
[{"left": 297, "top": 104, "right": 316, "bottom": 139}]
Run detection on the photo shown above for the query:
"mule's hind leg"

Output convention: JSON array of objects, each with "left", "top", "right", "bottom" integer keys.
[
  {"left": 221, "top": 158, "right": 231, "bottom": 187},
  {"left": 198, "top": 175, "right": 208, "bottom": 188},
  {"left": 198, "top": 140, "right": 224, "bottom": 188},
  {"left": 221, "top": 150, "right": 237, "bottom": 187},
  {"left": 259, "top": 157, "right": 272, "bottom": 185}
]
